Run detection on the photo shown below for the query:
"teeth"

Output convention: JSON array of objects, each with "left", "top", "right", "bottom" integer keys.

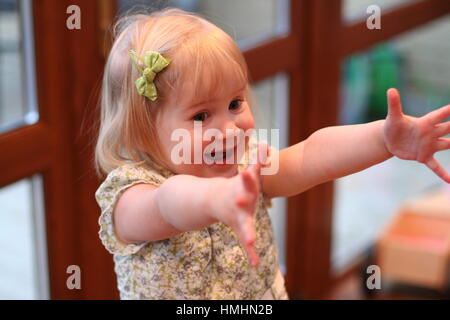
[{"left": 204, "top": 149, "right": 234, "bottom": 162}]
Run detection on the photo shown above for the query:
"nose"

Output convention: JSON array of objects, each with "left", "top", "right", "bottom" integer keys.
[
  {"left": 215, "top": 110, "right": 238, "bottom": 131},
  {"left": 209, "top": 117, "right": 240, "bottom": 149},
  {"left": 219, "top": 119, "right": 241, "bottom": 144},
  {"left": 222, "top": 119, "right": 240, "bottom": 134}
]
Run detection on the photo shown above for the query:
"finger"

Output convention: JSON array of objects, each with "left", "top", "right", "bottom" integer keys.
[
  {"left": 426, "top": 104, "right": 450, "bottom": 125},
  {"left": 235, "top": 190, "right": 258, "bottom": 216},
  {"left": 436, "top": 137, "right": 450, "bottom": 152},
  {"left": 245, "top": 241, "right": 260, "bottom": 268},
  {"left": 241, "top": 170, "right": 257, "bottom": 194},
  {"left": 235, "top": 194, "right": 249, "bottom": 208},
  {"left": 387, "top": 88, "right": 403, "bottom": 119},
  {"left": 247, "top": 164, "right": 261, "bottom": 192},
  {"left": 235, "top": 194, "right": 258, "bottom": 214},
  {"left": 247, "top": 143, "right": 264, "bottom": 169},
  {"left": 257, "top": 141, "right": 270, "bottom": 167},
  {"left": 433, "top": 120, "right": 450, "bottom": 137},
  {"left": 238, "top": 212, "right": 255, "bottom": 239},
  {"left": 238, "top": 214, "right": 259, "bottom": 267},
  {"left": 246, "top": 142, "right": 270, "bottom": 179},
  {"left": 242, "top": 162, "right": 260, "bottom": 195},
  {"left": 425, "top": 157, "right": 450, "bottom": 184}
]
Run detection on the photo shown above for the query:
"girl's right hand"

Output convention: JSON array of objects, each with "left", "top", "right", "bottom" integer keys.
[{"left": 211, "top": 142, "right": 269, "bottom": 268}]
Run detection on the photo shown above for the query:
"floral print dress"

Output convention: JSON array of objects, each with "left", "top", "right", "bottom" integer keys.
[{"left": 95, "top": 160, "right": 289, "bottom": 300}]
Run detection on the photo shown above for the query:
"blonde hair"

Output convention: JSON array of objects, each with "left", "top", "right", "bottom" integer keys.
[{"left": 95, "top": 8, "right": 250, "bottom": 176}]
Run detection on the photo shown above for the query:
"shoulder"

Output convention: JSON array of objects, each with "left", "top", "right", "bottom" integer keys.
[
  {"left": 108, "top": 163, "right": 167, "bottom": 184},
  {"left": 95, "top": 163, "right": 173, "bottom": 256},
  {"left": 95, "top": 163, "right": 169, "bottom": 212}
]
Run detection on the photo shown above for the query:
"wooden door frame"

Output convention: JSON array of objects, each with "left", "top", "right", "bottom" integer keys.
[
  {"left": 32, "top": 0, "right": 109, "bottom": 299},
  {"left": 0, "top": 0, "right": 89, "bottom": 299}
]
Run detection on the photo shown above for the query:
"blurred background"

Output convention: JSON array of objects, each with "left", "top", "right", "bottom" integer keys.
[{"left": 1, "top": 0, "right": 449, "bottom": 299}]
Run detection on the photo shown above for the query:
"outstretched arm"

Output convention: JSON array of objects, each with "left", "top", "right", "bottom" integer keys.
[
  {"left": 262, "top": 88, "right": 450, "bottom": 198},
  {"left": 262, "top": 119, "right": 392, "bottom": 198},
  {"left": 114, "top": 155, "right": 265, "bottom": 267}
]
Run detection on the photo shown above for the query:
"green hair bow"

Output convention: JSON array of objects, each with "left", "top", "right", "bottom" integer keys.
[{"left": 129, "top": 49, "right": 171, "bottom": 101}]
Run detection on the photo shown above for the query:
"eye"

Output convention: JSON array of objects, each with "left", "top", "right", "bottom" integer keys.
[
  {"left": 192, "top": 112, "right": 208, "bottom": 122},
  {"left": 229, "top": 99, "right": 243, "bottom": 111}
]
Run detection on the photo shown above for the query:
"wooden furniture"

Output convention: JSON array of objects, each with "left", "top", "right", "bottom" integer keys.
[{"left": 377, "top": 187, "right": 450, "bottom": 291}]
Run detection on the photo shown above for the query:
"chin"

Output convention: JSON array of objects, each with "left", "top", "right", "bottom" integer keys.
[
  {"left": 202, "top": 163, "right": 239, "bottom": 178},
  {"left": 171, "top": 163, "right": 238, "bottom": 179}
]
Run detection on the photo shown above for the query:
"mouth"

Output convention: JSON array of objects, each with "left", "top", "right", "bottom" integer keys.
[{"left": 204, "top": 146, "right": 238, "bottom": 164}]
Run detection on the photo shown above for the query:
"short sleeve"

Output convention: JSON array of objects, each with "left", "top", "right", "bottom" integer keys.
[{"left": 95, "top": 164, "right": 166, "bottom": 256}]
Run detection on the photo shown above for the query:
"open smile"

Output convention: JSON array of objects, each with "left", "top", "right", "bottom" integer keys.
[{"left": 204, "top": 146, "right": 238, "bottom": 165}]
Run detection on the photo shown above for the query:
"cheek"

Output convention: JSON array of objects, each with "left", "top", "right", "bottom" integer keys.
[
  {"left": 156, "top": 123, "right": 172, "bottom": 152},
  {"left": 156, "top": 120, "right": 185, "bottom": 163},
  {"left": 155, "top": 131, "right": 173, "bottom": 164}
]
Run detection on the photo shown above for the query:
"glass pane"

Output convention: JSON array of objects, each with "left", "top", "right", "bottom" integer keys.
[
  {"left": 0, "top": 0, "right": 38, "bottom": 133},
  {"left": 117, "top": 0, "right": 290, "bottom": 49},
  {"left": 332, "top": 16, "right": 450, "bottom": 274},
  {"left": 0, "top": 175, "right": 49, "bottom": 299},
  {"left": 343, "top": 0, "right": 423, "bottom": 24},
  {"left": 252, "top": 73, "right": 289, "bottom": 274}
]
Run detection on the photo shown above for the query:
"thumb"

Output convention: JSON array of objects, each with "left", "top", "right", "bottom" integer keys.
[
  {"left": 257, "top": 141, "right": 271, "bottom": 168},
  {"left": 387, "top": 88, "right": 403, "bottom": 119}
]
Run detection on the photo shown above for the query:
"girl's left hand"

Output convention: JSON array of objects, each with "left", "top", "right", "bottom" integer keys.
[{"left": 383, "top": 88, "right": 450, "bottom": 183}]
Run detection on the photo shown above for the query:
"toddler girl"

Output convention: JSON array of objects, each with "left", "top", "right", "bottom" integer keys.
[{"left": 95, "top": 8, "right": 450, "bottom": 300}]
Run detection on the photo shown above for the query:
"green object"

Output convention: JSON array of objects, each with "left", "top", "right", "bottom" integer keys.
[
  {"left": 341, "top": 54, "right": 371, "bottom": 124},
  {"left": 129, "top": 50, "right": 171, "bottom": 101},
  {"left": 366, "top": 44, "right": 401, "bottom": 121}
]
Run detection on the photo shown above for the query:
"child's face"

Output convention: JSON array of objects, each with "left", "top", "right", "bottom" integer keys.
[{"left": 157, "top": 79, "right": 254, "bottom": 178}]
